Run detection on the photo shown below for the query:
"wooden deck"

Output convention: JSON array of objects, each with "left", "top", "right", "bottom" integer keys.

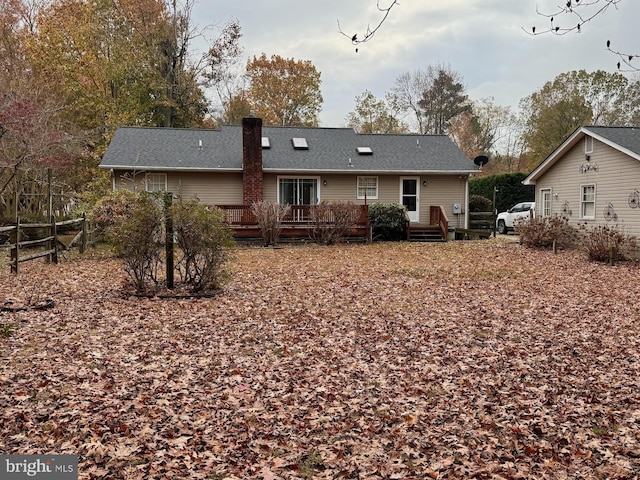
[
  {"left": 217, "top": 204, "right": 371, "bottom": 243},
  {"left": 217, "top": 204, "right": 456, "bottom": 243}
]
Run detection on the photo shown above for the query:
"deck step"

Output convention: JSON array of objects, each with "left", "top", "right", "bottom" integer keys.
[{"left": 408, "top": 226, "right": 445, "bottom": 242}]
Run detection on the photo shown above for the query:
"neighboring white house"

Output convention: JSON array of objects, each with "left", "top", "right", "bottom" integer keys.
[{"left": 523, "top": 126, "right": 640, "bottom": 239}]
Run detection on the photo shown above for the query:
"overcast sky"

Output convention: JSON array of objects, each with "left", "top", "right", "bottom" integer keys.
[{"left": 191, "top": 1, "right": 640, "bottom": 127}]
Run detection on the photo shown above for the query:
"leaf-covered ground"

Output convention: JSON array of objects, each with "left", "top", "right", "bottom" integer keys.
[{"left": 1, "top": 241, "right": 639, "bottom": 479}]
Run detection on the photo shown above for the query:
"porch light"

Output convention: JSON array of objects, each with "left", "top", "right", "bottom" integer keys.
[
  {"left": 323, "top": 180, "right": 327, "bottom": 186},
  {"left": 422, "top": 180, "right": 427, "bottom": 187}
]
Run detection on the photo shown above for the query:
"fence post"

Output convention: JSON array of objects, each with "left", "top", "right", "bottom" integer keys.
[
  {"left": 10, "top": 218, "right": 20, "bottom": 274},
  {"left": 80, "top": 213, "right": 87, "bottom": 254},
  {"left": 165, "top": 193, "right": 174, "bottom": 289},
  {"left": 50, "top": 215, "right": 58, "bottom": 264}
]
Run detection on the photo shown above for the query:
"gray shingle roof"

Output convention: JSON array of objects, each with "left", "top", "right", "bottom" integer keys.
[
  {"left": 100, "top": 125, "right": 478, "bottom": 174},
  {"left": 584, "top": 126, "right": 640, "bottom": 157},
  {"left": 524, "top": 125, "right": 640, "bottom": 185}
]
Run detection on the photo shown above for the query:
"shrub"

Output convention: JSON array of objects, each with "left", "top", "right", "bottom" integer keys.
[
  {"left": 517, "top": 216, "right": 577, "bottom": 249},
  {"left": 172, "top": 200, "right": 234, "bottom": 292},
  {"left": 72, "top": 170, "right": 112, "bottom": 218},
  {"left": 368, "top": 203, "right": 407, "bottom": 241},
  {"left": 0, "top": 322, "right": 16, "bottom": 338},
  {"left": 469, "top": 195, "right": 492, "bottom": 213},
  {"left": 581, "top": 225, "right": 637, "bottom": 262},
  {"left": 250, "top": 201, "right": 291, "bottom": 246},
  {"left": 90, "top": 188, "right": 138, "bottom": 237},
  {"left": 309, "top": 201, "right": 361, "bottom": 245},
  {"left": 103, "top": 192, "right": 164, "bottom": 291},
  {"left": 469, "top": 173, "right": 534, "bottom": 214}
]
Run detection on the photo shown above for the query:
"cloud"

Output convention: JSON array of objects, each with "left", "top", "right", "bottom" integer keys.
[{"left": 192, "top": 0, "right": 640, "bottom": 127}]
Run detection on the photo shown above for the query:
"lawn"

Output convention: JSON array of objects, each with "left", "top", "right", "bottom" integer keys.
[{"left": 1, "top": 241, "right": 639, "bottom": 479}]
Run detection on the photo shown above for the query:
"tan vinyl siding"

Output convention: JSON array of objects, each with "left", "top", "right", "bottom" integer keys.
[
  {"left": 422, "top": 175, "right": 468, "bottom": 226},
  {"left": 535, "top": 138, "right": 640, "bottom": 239},
  {"left": 112, "top": 170, "right": 243, "bottom": 205},
  {"left": 113, "top": 170, "right": 470, "bottom": 227},
  {"left": 171, "top": 172, "right": 243, "bottom": 205},
  {"left": 263, "top": 173, "right": 467, "bottom": 225}
]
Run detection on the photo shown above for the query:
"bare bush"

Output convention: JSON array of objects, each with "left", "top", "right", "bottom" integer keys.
[
  {"left": 310, "top": 201, "right": 361, "bottom": 245},
  {"left": 250, "top": 201, "right": 291, "bottom": 246},
  {"left": 580, "top": 224, "right": 637, "bottom": 262},
  {"left": 517, "top": 216, "right": 578, "bottom": 249}
]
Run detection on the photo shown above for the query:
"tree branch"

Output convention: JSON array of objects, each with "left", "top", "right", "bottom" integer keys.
[
  {"left": 337, "top": 0, "right": 399, "bottom": 49},
  {"left": 524, "top": 0, "right": 622, "bottom": 36},
  {"left": 524, "top": 0, "right": 638, "bottom": 71}
]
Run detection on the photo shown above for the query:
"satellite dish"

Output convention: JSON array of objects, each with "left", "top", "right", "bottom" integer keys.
[{"left": 474, "top": 155, "right": 489, "bottom": 167}]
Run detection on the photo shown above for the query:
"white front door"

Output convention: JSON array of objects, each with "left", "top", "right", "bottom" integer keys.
[{"left": 401, "top": 177, "right": 419, "bottom": 223}]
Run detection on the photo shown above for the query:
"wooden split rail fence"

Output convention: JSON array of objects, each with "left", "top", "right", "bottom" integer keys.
[{"left": 0, "top": 215, "right": 96, "bottom": 274}]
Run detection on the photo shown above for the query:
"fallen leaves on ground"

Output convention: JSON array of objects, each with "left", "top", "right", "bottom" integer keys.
[{"left": 1, "top": 241, "right": 639, "bottom": 479}]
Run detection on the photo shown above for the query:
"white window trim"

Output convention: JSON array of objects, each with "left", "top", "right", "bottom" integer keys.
[
  {"left": 540, "top": 188, "right": 552, "bottom": 217},
  {"left": 585, "top": 136, "right": 593, "bottom": 154},
  {"left": 356, "top": 176, "right": 379, "bottom": 200},
  {"left": 276, "top": 175, "right": 321, "bottom": 205},
  {"left": 580, "top": 183, "right": 596, "bottom": 220},
  {"left": 145, "top": 173, "right": 167, "bottom": 192}
]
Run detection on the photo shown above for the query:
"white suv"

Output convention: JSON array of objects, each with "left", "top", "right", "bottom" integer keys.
[{"left": 496, "top": 202, "right": 535, "bottom": 234}]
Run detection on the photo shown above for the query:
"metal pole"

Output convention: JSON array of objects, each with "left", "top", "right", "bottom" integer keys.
[
  {"left": 165, "top": 193, "right": 174, "bottom": 289},
  {"left": 492, "top": 186, "right": 498, "bottom": 238}
]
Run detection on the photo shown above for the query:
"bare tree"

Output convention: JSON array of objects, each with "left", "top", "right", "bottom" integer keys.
[
  {"left": 389, "top": 70, "right": 434, "bottom": 134},
  {"left": 526, "top": 0, "right": 638, "bottom": 71}
]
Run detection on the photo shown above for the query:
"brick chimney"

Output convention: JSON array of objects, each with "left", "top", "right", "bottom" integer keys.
[{"left": 242, "top": 116, "right": 263, "bottom": 205}]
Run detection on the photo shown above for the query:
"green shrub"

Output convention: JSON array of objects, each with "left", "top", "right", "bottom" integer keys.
[
  {"left": 517, "top": 216, "right": 577, "bottom": 249},
  {"left": 309, "top": 201, "right": 361, "bottom": 245},
  {"left": 581, "top": 225, "right": 637, "bottom": 262},
  {"left": 0, "top": 322, "right": 16, "bottom": 338},
  {"left": 368, "top": 203, "right": 407, "bottom": 241},
  {"left": 469, "top": 173, "right": 534, "bottom": 214},
  {"left": 469, "top": 195, "right": 492, "bottom": 213},
  {"left": 172, "top": 200, "right": 234, "bottom": 292}
]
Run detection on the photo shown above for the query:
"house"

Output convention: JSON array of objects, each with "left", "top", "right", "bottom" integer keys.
[
  {"left": 523, "top": 125, "right": 640, "bottom": 239},
  {"left": 99, "top": 117, "right": 478, "bottom": 241}
]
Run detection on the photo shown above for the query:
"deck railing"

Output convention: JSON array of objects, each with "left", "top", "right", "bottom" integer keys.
[
  {"left": 215, "top": 205, "right": 257, "bottom": 225},
  {"left": 216, "top": 204, "right": 369, "bottom": 227},
  {"left": 429, "top": 205, "right": 449, "bottom": 239}
]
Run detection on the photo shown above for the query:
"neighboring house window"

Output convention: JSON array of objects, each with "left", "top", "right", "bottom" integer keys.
[
  {"left": 585, "top": 135, "right": 593, "bottom": 154},
  {"left": 541, "top": 189, "right": 552, "bottom": 217},
  {"left": 357, "top": 176, "right": 378, "bottom": 199},
  {"left": 145, "top": 173, "right": 167, "bottom": 192},
  {"left": 278, "top": 177, "right": 319, "bottom": 205},
  {"left": 580, "top": 184, "right": 596, "bottom": 219}
]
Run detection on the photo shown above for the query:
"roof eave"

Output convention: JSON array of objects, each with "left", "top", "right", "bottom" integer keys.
[
  {"left": 263, "top": 168, "right": 478, "bottom": 175},
  {"left": 523, "top": 126, "right": 586, "bottom": 185},
  {"left": 100, "top": 165, "right": 477, "bottom": 175},
  {"left": 100, "top": 165, "right": 242, "bottom": 173}
]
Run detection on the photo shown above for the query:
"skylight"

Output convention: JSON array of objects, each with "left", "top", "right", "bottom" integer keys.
[
  {"left": 262, "top": 137, "right": 271, "bottom": 149},
  {"left": 292, "top": 137, "right": 309, "bottom": 150},
  {"left": 357, "top": 146, "right": 373, "bottom": 155}
]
